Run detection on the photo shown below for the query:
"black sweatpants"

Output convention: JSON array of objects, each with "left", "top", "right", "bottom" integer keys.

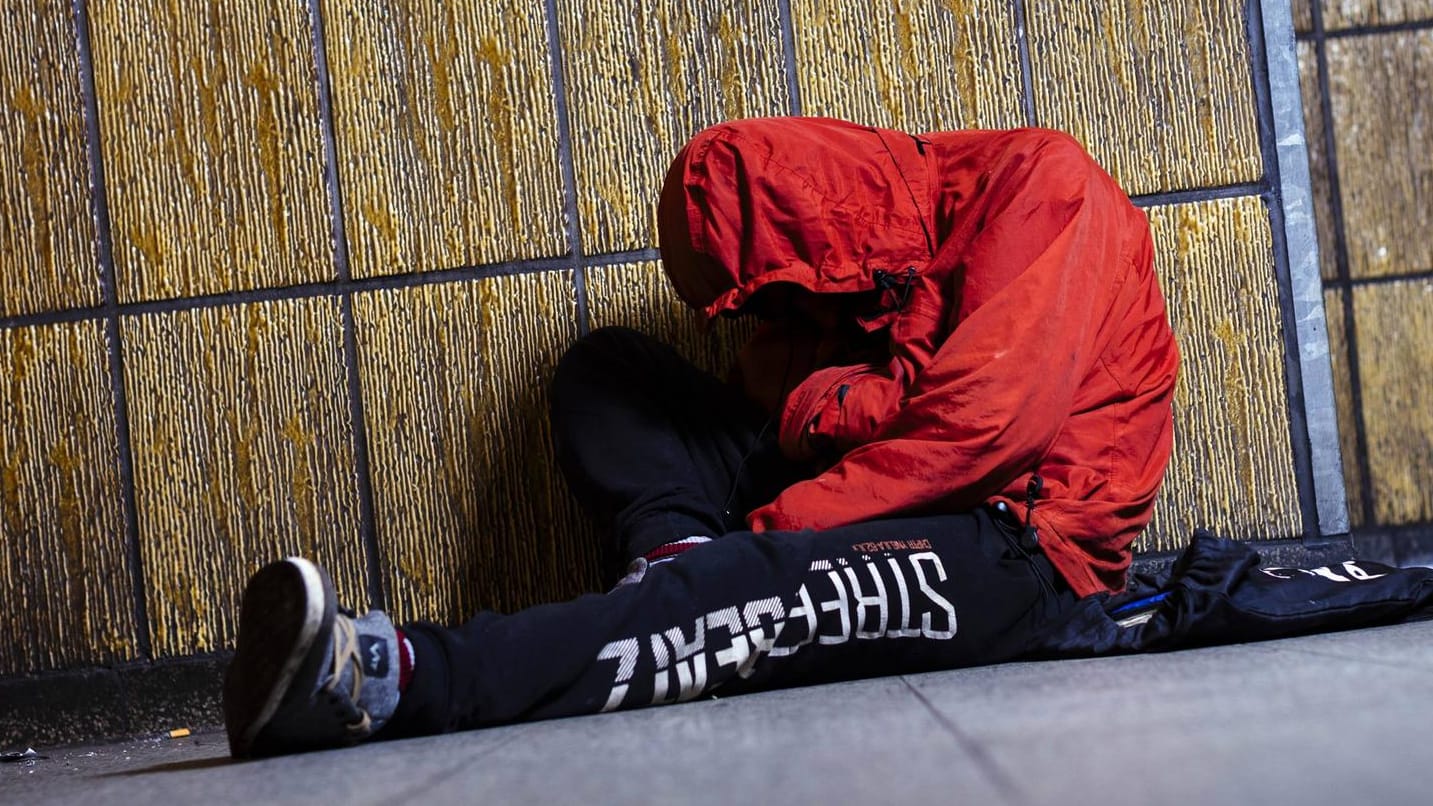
[{"left": 383, "top": 328, "right": 1079, "bottom": 736}]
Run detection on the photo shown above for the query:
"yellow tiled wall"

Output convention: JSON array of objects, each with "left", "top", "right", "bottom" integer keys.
[
  {"left": 0, "top": 0, "right": 1350, "bottom": 676},
  {"left": 1027, "top": 0, "right": 1263, "bottom": 195},
  {"left": 1295, "top": 2, "right": 1433, "bottom": 529},
  {"left": 1143, "top": 198, "right": 1302, "bottom": 553},
  {"left": 0, "top": 0, "right": 101, "bottom": 318},
  {"left": 329, "top": 1, "right": 569, "bottom": 275},
  {"left": 90, "top": 1, "right": 335, "bottom": 302}
]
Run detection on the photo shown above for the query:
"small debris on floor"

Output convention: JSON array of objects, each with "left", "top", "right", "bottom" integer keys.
[{"left": 0, "top": 748, "right": 47, "bottom": 765}]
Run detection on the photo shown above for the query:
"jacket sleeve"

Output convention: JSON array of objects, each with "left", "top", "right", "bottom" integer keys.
[{"left": 749, "top": 163, "right": 1139, "bottom": 532}]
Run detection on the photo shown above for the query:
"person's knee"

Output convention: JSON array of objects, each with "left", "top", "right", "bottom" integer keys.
[{"left": 550, "top": 326, "right": 655, "bottom": 405}]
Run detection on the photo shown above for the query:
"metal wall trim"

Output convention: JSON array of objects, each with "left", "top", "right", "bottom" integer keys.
[{"left": 1259, "top": 0, "right": 1350, "bottom": 538}]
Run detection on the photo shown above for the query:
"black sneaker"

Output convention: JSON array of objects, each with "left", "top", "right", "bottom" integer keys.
[{"left": 223, "top": 558, "right": 400, "bottom": 758}]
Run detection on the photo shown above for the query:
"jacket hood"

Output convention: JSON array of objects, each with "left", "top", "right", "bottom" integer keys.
[{"left": 658, "top": 117, "right": 935, "bottom": 319}]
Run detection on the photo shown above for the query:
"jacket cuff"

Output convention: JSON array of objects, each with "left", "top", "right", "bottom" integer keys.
[
  {"left": 747, "top": 505, "right": 802, "bottom": 533},
  {"left": 778, "top": 363, "right": 882, "bottom": 461}
]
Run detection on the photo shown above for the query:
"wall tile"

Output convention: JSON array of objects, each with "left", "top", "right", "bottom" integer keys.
[
  {"left": 1326, "top": 30, "right": 1433, "bottom": 279},
  {"left": 89, "top": 1, "right": 332, "bottom": 302},
  {"left": 355, "top": 272, "right": 601, "bottom": 626},
  {"left": 557, "top": 0, "right": 790, "bottom": 253},
  {"left": 0, "top": 320, "right": 133, "bottom": 674},
  {"left": 1293, "top": 0, "right": 1314, "bottom": 32},
  {"left": 1321, "top": 0, "right": 1433, "bottom": 29},
  {"left": 324, "top": 0, "right": 568, "bottom": 278},
  {"left": 1352, "top": 279, "right": 1433, "bottom": 524},
  {"left": 1298, "top": 41, "right": 1339, "bottom": 282},
  {"left": 1322, "top": 288, "right": 1367, "bottom": 527},
  {"left": 0, "top": 0, "right": 101, "bottom": 317},
  {"left": 1026, "top": 0, "right": 1263, "bottom": 195},
  {"left": 1140, "top": 197, "right": 1303, "bottom": 553},
  {"left": 791, "top": 0, "right": 1024, "bottom": 131},
  {"left": 124, "top": 299, "right": 365, "bottom": 657}
]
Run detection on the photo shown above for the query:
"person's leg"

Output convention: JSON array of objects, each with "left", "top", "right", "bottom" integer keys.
[
  {"left": 381, "top": 508, "right": 1076, "bottom": 737},
  {"left": 549, "top": 325, "right": 803, "bottom": 562}
]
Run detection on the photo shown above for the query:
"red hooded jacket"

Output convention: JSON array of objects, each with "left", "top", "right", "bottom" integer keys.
[{"left": 658, "top": 118, "right": 1178, "bottom": 597}]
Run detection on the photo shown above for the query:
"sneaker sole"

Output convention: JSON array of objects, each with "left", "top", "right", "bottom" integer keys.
[{"left": 223, "top": 557, "right": 335, "bottom": 758}]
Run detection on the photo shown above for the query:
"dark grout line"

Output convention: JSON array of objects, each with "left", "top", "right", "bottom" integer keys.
[
  {"left": 1311, "top": 1, "right": 1378, "bottom": 527},
  {"left": 73, "top": 0, "right": 152, "bottom": 662},
  {"left": 0, "top": 304, "right": 106, "bottom": 331},
  {"left": 1128, "top": 180, "right": 1268, "bottom": 208},
  {"left": 307, "top": 0, "right": 352, "bottom": 288},
  {"left": 778, "top": 0, "right": 804, "bottom": 116},
  {"left": 900, "top": 678, "right": 1027, "bottom": 805},
  {"left": 1316, "top": 17, "right": 1433, "bottom": 40},
  {"left": 306, "top": 0, "right": 385, "bottom": 610},
  {"left": 1323, "top": 267, "right": 1433, "bottom": 288},
  {"left": 581, "top": 248, "right": 661, "bottom": 268},
  {"left": 0, "top": 253, "right": 637, "bottom": 331},
  {"left": 114, "top": 281, "right": 347, "bottom": 317},
  {"left": 542, "top": 0, "right": 590, "bottom": 335},
  {"left": 1012, "top": 0, "right": 1038, "bottom": 126},
  {"left": 340, "top": 293, "right": 386, "bottom": 608}
]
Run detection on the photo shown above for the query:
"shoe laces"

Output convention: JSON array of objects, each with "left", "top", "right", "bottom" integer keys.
[{"left": 322, "top": 615, "right": 372, "bottom": 737}]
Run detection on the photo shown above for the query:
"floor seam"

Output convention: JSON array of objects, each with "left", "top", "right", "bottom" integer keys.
[
  {"left": 378, "top": 729, "right": 531, "bottom": 804},
  {"left": 1262, "top": 643, "right": 1433, "bottom": 676},
  {"left": 899, "top": 676, "right": 1029, "bottom": 806}
]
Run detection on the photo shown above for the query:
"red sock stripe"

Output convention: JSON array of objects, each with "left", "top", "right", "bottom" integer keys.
[{"left": 643, "top": 537, "right": 710, "bottom": 562}]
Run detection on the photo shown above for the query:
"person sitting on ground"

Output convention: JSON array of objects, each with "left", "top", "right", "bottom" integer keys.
[{"left": 222, "top": 116, "right": 1178, "bottom": 758}]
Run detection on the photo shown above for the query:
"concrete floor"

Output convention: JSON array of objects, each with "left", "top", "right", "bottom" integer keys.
[{"left": 7, "top": 619, "right": 1433, "bottom": 806}]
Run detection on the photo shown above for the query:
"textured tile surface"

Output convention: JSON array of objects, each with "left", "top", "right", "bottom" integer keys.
[
  {"left": 791, "top": 0, "right": 1025, "bottom": 132},
  {"left": 557, "top": 0, "right": 790, "bottom": 253},
  {"left": 1025, "top": 0, "right": 1263, "bottom": 195},
  {"left": 17, "top": 623, "right": 1433, "bottom": 806},
  {"left": 1321, "top": 0, "right": 1433, "bottom": 28},
  {"left": 1141, "top": 197, "right": 1302, "bottom": 552},
  {"left": 1326, "top": 30, "right": 1433, "bottom": 279},
  {"left": 0, "top": 0, "right": 101, "bottom": 317},
  {"left": 325, "top": 0, "right": 568, "bottom": 277},
  {"left": 423, "top": 677, "right": 1013, "bottom": 805},
  {"left": 355, "top": 273, "right": 601, "bottom": 626},
  {"left": 124, "top": 299, "right": 365, "bottom": 657},
  {"left": 0, "top": 321, "right": 133, "bottom": 675},
  {"left": 909, "top": 629, "right": 1433, "bottom": 806},
  {"left": 89, "top": 1, "right": 333, "bottom": 302},
  {"left": 1293, "top": 0, "right": 1314, "bottom": 31},
  {"left": 1298, "top": 41, "right": 1339, "bottom": 282},
  {"left": 1351, "top": 280, "right": 1433, "bottom": 524},
  {"left": 1322, "top": 289, "right": 1366, "bottom": 527},
  {"left": 584, "top": 261, "right": 755, "bottom": 378}
]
